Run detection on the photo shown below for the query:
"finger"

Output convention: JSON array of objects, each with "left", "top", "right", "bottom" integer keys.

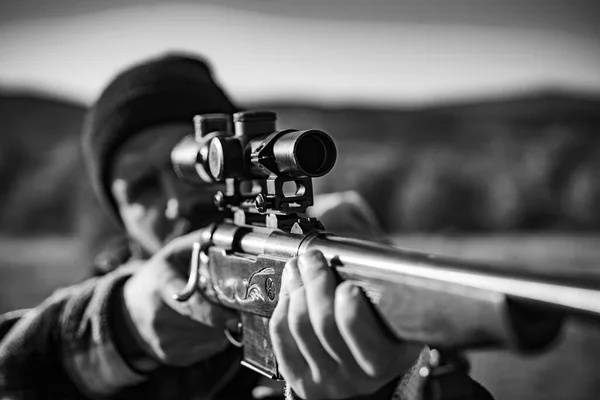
[
  {"left": 278, "top": 261, "right": 292, "bottom": 300},
  {"left": 287, "top": 286, "right": 336, "bottom": 383},
  {"left": 297, "top": 250, "right": 358, "bottom": 366},
  {"left": 160, "top": 229, "right": 212, "bottom": 280},
  {"left": 283, "top": 258, "right": 304, "bottom": 293},
  {"left": 270, "top": 277, "right": 310, "bottom": 383},
  {"left": 335, "top": 281, "right": 421, "bottom": 379},
  {"left": 161, "top": 227, "right": 211, "bottom": 259}
]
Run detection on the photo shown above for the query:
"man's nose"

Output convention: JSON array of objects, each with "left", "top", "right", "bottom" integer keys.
[
  {"left": 165, "top": 197, "right": 180, "bottom": 220},
  {"left": 162, "top": 173, "right": 190, "bottom": 220},
  {"left": 163, "top": 174, "right": 215, "bottom": 220}
]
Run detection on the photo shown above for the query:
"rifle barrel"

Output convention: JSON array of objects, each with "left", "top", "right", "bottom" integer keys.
[
  {"left": 302, "top": 234, "right": 600, "bottom": 319},
  {"left": 211, "top": 223, "right": 600, "bottom": 349},
  {"left": 226, "top": 227, "right": 600, "bottom": 319}
]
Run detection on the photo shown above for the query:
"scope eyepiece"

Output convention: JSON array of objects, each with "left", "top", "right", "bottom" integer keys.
[{"left": 170, "top": 136, "right": 206, "bottom": 184}]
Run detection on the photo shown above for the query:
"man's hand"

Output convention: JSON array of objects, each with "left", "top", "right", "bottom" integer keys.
[
  {"left": 121, "top": 231, "right": 239, "bottom": 367},
  {"left": 270, "top": 250, "right": 422, "bottom": 399}
]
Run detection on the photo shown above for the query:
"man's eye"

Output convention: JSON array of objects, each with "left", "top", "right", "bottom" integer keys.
[{"left": 127, "top": 176, "right": 160, "bottom": 202}]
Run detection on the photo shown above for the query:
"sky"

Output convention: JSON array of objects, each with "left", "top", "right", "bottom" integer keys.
[{"left": 0, "top": 0, "right": 599, "bottom": 106}]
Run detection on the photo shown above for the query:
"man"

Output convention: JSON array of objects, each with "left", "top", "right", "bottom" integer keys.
[{"left": 0, "top": 53, "right": 491, "bottom": 399}]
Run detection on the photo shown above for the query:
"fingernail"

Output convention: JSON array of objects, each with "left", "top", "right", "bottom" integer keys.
[
  {"left": 346, "top": 281, "right": 361, "bottom": 296},
  {"left": 306, "top": 250, "right": 323, "bottom": 261},
  {"left": 298, "top": 250, "right": 322, "bottom": 270}
]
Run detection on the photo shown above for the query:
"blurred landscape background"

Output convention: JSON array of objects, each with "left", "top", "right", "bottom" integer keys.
[
  {"left": 2, "top": 87, "right": 600, "bottom": 400},
  {"left": 1, "top": 1, "right": 600, "bottom": 399}
]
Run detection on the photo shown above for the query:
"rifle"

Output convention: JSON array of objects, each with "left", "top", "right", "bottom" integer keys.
[{"left": 170, "top": 110, "right": 600, "bottom": 395}]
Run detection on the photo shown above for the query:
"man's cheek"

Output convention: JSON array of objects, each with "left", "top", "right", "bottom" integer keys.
[
  {"left": 125, "top": 202, "right": 147, "bottom": 221},
  {"left": 126, "top": 204, "right": 168, "bottom": 253},
  {"left": 147, "top": 208, "right": 173, "bottom": 243}
]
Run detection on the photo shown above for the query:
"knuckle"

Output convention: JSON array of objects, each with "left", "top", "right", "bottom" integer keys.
[
  {"left": 298, "top": 251, "right": 327, "bottom": 276},
  {"left": 303, "top": 249, "right": 324, "bottom": 261}
]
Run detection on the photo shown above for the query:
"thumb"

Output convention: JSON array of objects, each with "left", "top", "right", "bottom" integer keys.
[
  {"left": 159, "top": 227, "right": 213, "bottom": 277},
  {"left": 161, "top": 227, "right": 212, "bottom": 258}
]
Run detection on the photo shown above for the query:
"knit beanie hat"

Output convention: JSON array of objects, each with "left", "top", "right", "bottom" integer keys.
[{"left": 82, "top": 52, "right": 238, "bottom": 224}]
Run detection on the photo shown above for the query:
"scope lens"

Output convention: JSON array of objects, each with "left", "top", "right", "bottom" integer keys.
[
  {"left": 281, "top": 130, "right": 336, "bottom": 177},
  {"left": 251, "top": 129, "right": 337, "bottom": 178},
  {"left": 295, "top": 134, "right": 330, "bottom": 176}
]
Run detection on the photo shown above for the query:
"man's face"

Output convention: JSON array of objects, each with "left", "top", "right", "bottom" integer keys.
[{"left": 110, "top": 123, "right": 224, "bottom": 255}]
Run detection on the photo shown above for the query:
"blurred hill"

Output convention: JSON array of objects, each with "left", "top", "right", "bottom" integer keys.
[
  {"left": 0, "top": 92, "right": 121, "bottom": 255},
  {"left": 272, "top": 92, "right": 600, "bottom": 233},
  {"left": 2, "top": 88, "right": 600, "bottom": 251}
]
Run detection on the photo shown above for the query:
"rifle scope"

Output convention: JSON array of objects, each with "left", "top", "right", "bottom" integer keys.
[{"left": 172, "top": 111, "right": 337, "bottom": 183}]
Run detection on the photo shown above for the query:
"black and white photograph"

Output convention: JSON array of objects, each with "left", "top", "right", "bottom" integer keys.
[{"left": 0, "top": 1, "right": 599, "bottom": 399}]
